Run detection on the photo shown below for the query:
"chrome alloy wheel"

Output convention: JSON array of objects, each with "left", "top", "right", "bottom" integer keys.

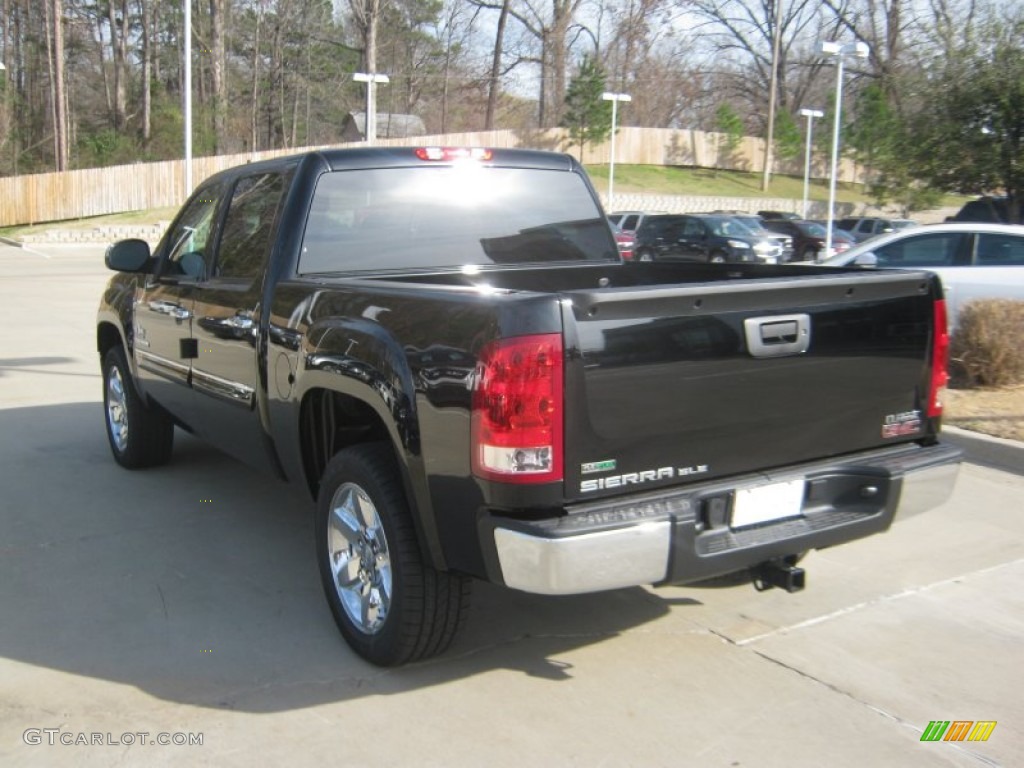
[
  {"left": 106, "top": 365, "right": 129, "bottom": 452},
  {"left": 326, "top": 482, "right": 393, "bottom": 634}
]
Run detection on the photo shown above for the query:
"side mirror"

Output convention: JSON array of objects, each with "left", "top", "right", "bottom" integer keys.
[
  {"left": 853, "top": 252, "right": 878, "bottom": 268},
  {"left": 105, "top": 239, "right": 153, "bottom": 273}
]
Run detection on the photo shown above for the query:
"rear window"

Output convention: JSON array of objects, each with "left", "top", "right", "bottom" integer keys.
[
  {"left": 976, "top": 233, "right": 1024, "bottom": 265},
  {"left": 299, "top": 166, "right": 617, "bottom": 274}
]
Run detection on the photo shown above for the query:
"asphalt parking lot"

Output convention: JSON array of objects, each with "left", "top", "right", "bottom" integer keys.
[{"left": 1, "top": 242, "right": 1021, "bottom": 767}]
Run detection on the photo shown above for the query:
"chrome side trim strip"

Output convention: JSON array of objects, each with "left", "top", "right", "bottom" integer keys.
[
  {"left": 137, "top": 350, "right": 190, "bottom": 380},
  {"left": 192, "top": 368, "right": 255, "bottom": 406}
]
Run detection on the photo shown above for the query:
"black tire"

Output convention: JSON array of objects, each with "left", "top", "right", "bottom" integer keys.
[
  {"left": 316, "top": 443, "right": 470, "bottom": 666},
  {"left": 636, "top": 248, "right": 655, "bottom": 262},
  {"left": 709, "top": 251, "right": 727, "bottom": 263},
  {"left": 102, "top": 346, "right": 174, "bottom": 469}
]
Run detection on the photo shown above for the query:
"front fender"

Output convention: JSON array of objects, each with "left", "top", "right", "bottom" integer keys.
[{"left": 97, "top": 274, "right": 141, "bottom": 379}]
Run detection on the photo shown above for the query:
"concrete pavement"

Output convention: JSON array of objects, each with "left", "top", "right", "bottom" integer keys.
[{"left": 1, "top": 243, "right": 1020, "bottom": 767}]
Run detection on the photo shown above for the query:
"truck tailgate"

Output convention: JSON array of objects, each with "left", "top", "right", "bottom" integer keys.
[{"left": 562, "top": 269, "right": 940, "bottom": 501}]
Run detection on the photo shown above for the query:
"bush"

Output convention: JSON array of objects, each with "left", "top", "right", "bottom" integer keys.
[{"left": 949, "top": 299, "right": 1024, "bottom": 387}]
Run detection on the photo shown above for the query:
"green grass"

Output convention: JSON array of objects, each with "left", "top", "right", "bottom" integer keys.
[
  {"left": 0, "top": 206, "right": 180, "bottom": 239},
  {"left": 583, "top": 164, "right": 968, "bottom": 208},
  {"left": 583, "top": 164, "right": 859, "bottom": 202}
]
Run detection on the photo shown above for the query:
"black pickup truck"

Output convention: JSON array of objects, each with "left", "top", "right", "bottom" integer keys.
[{"left": 98, "top": 146, "right": 961, "bottom": 665}]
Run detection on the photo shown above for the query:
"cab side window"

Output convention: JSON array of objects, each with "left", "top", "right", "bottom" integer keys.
[
  {"left": 215, "top": 172, "right": 290, "bottom": 280},
  {"left": 164, "top": 183, "right": 226, "bottom": 280}
]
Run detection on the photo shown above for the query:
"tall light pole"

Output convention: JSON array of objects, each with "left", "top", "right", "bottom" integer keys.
[
  {"left": 601, "top": 91, "right": 631, "bottom": 210},
  {"left": 818, "top": 40, "right": 869, "bottom": 260},
  {"left": 184, "top": 0, "right": 192, "bottom": 196},
  {"left": 760, "top": 0, "right": 784, "bottom": 190},
  {"left": 799, "top": 108, "right": 824, "bottom": 219},
  {"left": 353, "top": 72, "right": 390, "bottom": 145}
]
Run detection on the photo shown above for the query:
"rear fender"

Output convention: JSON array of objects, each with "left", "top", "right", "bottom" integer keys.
[{"left": 298, "top": 317, "right": 445, "bottom": 569}]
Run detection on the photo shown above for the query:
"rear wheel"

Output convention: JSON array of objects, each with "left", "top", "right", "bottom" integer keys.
[
  {"left": 316, "top": 443, "right": 470, "bottom": 666},
  {"left": 102, "top": 346, "right": 174, "bottom": 468}
]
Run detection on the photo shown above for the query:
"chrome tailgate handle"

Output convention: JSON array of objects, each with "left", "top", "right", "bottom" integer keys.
[{"left": 744, "top": 314, "right": 811, "bottom": 358}]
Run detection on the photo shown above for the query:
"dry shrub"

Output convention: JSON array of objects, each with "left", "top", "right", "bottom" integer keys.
[{"left": 949, "top": 299, "right": 1024, "bottom": 388}]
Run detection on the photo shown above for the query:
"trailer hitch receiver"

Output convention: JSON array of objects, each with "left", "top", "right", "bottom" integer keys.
[{"left": 751, "top": 557, "right": 806, "bottom": 593}]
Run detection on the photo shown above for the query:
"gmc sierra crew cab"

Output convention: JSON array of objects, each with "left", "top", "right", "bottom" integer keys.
[{"left": 97, "top": 146, "right": 961, "bottom": 666}]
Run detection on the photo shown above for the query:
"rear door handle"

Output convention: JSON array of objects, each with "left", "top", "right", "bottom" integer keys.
[{"left": 744, "top": 314, "right": 811, "bottom": 358}]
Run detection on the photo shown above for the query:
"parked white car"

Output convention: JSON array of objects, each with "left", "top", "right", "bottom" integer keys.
[{"left": 820, "top": 222, "right": 1024, "bottom": 327}]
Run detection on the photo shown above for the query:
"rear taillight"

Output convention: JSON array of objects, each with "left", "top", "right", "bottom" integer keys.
[
  {"left": 472, "top": 334, "right": 563, "bottom": 484},
  {"left": 928, "top": 298, "right": 949, "bottom": 418}
]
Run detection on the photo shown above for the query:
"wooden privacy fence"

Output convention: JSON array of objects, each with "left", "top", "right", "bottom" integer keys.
[{"left": 0, "top": 127, "right": 862, "bottom": 228}]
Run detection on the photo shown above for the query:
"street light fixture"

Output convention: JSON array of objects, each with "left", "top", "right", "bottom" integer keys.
[
  {"left": 601, "top": 92, "right": 631, "bottom": 210},
  {"left": 799, "top": 108, "right": 824, "bottom": 219},
  {"left": 353, "top": 72, "right": 391, "bottom": 145},
  {"left": 818, "top": 40, "right": 869, "bottom": 260}
]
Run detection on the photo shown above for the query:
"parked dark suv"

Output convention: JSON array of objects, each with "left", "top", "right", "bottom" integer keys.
[
  {"left": 763, "top": 218, "right": 857, "bottom": 261},
  {"left": 633, "top": 214, "right": 778, "bottom": 263},
  {"left": 950, "top": 196, "right": 1020, "bottom": 224}
]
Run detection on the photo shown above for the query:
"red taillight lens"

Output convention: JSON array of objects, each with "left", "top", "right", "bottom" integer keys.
[
  {"left": 928, "top": 299, "right": 949, "bottom": 418},
  {"left": 415, "top": 147, "right": 493, "bottom": 162},
  {"left": 472, "top": 334, "right": 563, "bottom": 484}
]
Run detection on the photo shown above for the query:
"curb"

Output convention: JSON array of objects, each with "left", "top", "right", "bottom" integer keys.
[{"left": 942, "top": 426, "right": 1024, "bottom": 476}]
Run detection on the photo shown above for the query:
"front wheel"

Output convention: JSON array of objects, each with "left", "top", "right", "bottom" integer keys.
[
  {"left": 102, "top": 346, "right": 174, "bottom": 468},
  {"left": 709, "top": 251, "right": 727, "bottom": 263},
  {"left": 636, "top": 248, "right": 654, "bottom": 262},
  {"left": 316, "top": 443, "right": 470, "bottom": 666}
]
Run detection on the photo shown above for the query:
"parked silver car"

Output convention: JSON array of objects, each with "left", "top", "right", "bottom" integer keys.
[
  {"left": 836, "top": 216, "right": 918, "bottom": 243},
  {"left": 819, "top": 222, "right": 1024, "bottom": 327}
]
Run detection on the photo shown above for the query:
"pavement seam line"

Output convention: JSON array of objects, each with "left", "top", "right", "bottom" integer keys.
[
  {"left": 736, "top": 556, "right": 1024, "bottom": 647},
  {"left": 748, "top": 649, "right": 1003, "bottom": 768}
]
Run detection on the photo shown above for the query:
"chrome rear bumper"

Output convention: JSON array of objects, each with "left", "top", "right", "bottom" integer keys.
[{"left": 490, "top": 441, "right": 962, "bottom": 595}]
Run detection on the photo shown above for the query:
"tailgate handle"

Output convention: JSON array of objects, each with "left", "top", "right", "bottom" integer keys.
[{"left": 744, "top": 314, "right": 811, "bottom": 358}]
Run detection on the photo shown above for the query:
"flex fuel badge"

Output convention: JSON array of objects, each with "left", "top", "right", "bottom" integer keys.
[{"left": 581, "top": 459, "right": 617, "bottom": 475}]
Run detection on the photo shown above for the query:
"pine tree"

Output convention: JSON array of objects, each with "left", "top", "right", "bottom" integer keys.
[{"left": 561, "top": 56, "right": 613, "bottom": 162}]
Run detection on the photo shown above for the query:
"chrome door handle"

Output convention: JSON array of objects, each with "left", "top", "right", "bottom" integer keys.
[
  {"left": 228, "top": 314, "right": 254, "bottom": 330},
  {"left": 148, "top": 300, "right": 192, "bottom": 321}
]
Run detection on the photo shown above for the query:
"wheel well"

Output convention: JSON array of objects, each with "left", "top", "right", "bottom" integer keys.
[
  {"left": 97, "top": 322, "right": 123, "bottom": 358},
  {"left": 300, "top": 388, "right": 390, "bottom": 498}
]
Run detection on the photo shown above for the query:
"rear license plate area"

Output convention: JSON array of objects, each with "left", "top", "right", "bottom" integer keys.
[{"left": 730, "top": 479, "right": 806, "bottom": 529}]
